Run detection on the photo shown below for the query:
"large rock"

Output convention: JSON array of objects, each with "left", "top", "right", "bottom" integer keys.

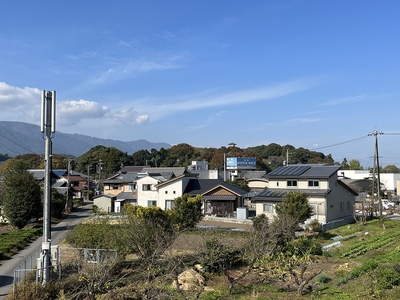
[{"left": 172, "top": 268, "right": 205, "bottom": 291}]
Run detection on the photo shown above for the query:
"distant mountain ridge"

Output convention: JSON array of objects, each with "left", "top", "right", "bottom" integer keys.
[{"left": 0, "top": 121, "right": 171, "bottom": 157}]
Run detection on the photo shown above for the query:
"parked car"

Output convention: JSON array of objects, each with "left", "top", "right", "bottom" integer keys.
[{"left": 381, "top": 199, "right": 395, "bottom": 209}]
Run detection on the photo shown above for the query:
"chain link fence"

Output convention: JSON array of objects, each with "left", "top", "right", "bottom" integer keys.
[{"left": 13, "top": 247, "right": 118, "bottom": 290}]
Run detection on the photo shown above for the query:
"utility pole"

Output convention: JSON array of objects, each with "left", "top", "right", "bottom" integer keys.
[
  {"left": 223, "top": 152, "right": 226, "bottom": 181},
  {"left": 369, "top": 130, "right": 383, "bottom": 218},
  {"left": 66, "top": 158, "right": 72, "bottom": 212},
  {"left": 97, "top": 159, "right": 103, "bottom": 195},
  {"left": 87, "top": 165, "right": 90, "bottom": 201},
  {"left": 40, "top": 90, "right": 56, "bottom": 284}
]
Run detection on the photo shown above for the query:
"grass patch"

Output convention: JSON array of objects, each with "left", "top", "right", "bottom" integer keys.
[{"left": 0, "top": 226, "right": 42, "bottom": 260}]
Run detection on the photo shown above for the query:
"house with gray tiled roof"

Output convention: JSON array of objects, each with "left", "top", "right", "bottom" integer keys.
[
  {"left": 99, "top": 166, "right": 248, "bottom": 218},
  {"left": 252, "top": 164, "right": 358, "bottom": 230}
]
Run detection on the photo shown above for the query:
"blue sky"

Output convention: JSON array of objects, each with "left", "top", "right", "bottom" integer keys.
[{"left": 1, "top": 1, "right": 400, "bottom": 167}]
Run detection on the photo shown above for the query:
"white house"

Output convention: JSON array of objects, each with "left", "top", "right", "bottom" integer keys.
[{"left": 253, "top": 164, "right": 358, "bottom": 230}]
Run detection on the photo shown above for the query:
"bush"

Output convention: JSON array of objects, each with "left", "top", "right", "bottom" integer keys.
[
  {"left": 284, "top": 236, "right": 323, "bottom": 256},
  {"left": 171, "top": 194, "right": 203, "bottom": 230},
  {"left": 199, "top": 238, "right": 242, "bottom": 274},
  {"left": 315, "top": 273, "right": 331, "bottom": 284},
  {"left": 65, "top": 217, "right": 125, "bottom": 252},
  {"left": 308, "top": 219, "right": 322, "bottom": 232}
]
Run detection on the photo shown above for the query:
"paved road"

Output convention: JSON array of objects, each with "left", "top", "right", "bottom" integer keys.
[{"left": 0, "top": 202, "right": 93, "bottom": 299}]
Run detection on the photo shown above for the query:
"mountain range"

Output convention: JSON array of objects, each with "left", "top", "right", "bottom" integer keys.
[{"left": 0, "top": 121, "right": 171, "bottom": 157}]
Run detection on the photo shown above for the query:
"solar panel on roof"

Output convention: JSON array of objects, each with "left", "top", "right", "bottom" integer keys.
[{"left": 268, "top": 165, "right": 310, "bottom": 176}]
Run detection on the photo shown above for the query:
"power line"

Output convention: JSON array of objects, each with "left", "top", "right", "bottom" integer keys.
[
  {"left": 311, "top": 135, "right": 370, "bottom": 151},
  {"left": 0, "top": 131, "right": 39, "bottom": 155}
]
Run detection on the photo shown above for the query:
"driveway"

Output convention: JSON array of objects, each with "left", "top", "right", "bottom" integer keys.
[{"left": 0, "top": 202, "right": 93, "bottom": 299}]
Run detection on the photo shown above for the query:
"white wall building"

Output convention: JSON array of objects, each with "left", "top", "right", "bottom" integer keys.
[{"left": 338, "top": 170, "right": 400, "bottom": 195}]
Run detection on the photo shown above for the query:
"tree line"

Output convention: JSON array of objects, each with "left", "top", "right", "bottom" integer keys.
[{"left": 0, "top": 142, "right": 337, "bottom": 179}]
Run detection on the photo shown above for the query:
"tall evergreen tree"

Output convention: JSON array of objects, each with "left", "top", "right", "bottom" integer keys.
[{"left": 2, "top": 161, "right": 41, "bottom": 229}]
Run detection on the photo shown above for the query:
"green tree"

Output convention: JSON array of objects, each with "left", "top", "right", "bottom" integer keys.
[
  {"left": 131, "top": 149, "right": 151, "bottom": 166},
  {"left": 275, "top": 191, "right": 312, "bottom": 237},
  {"left": 51, "top": 188, "right": 65, "bottom": 219},
  {"left": 341, "top": 158, "right": 350, "bottom": 170},
  {"left": 227, "top": 179, "right": 250, "bottom": 192},
  {"left": 349, "top": 159, "right": 363, "bottom": 170},
  {"left": 123, "top": 205, "right": 178, "bottom": 258},
  {"left": 171, "top": 194, "right": 203, "bottom": 229},
  {"left": 0, "top": 154, "right": 40, "bottom": 173},
  {"left": 66, "top": 216, "right": 124, "bottom": 252},
  {"left": 74, "top": 145, "right": 133, "bottom": 178},
  {"left": 2, "top": 161, "right": 41, "bottom": 228},
  {"left": 167, "top": 143, "right": 200, "bottom": 167},
  {"left": 381, "top": 165, "right": 400, "bottom": 173}
]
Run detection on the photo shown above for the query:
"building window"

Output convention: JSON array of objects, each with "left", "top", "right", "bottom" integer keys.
[
  {"left": 165, "top": 191, "right": 168, "bottom": 194},
  {"left": 112, "top": 184, "right": 119, "bottom": 190},
  {"left": 276, "top": 182, "right": 279, "bottom": 187},
  {"left": 340, "top": 202, "right": 345, "bottom": 211},
  {"left": 147, "top": 200, "right": 157, "bottom": 207},
  {"left": 287, "top": 180, "right": 298, "bottom": 187},
  {"left": 165, "top": 200, "right": 174, "bottom": 210},
  {"left": 347, "top": 201, "right": 352, "bottom": 210},
  {"left": 263, "top": 204, "right": 273, "bottom": 213},
  {"left": 128, "top": 184, "right": 134, "bottom": 191},
  {"left": 308, "top": 180, "right": 319, "bottom": 187},
  {"left": 142, "top": 184, "right": 151, "bottom": 191},
  {"left": 173, "top": 191, "right": 176, "bottom": 194}
]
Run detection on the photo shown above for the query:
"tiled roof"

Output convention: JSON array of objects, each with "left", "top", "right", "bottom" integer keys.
[
  {"left": 28, "top": 169, "right": 60, "bottom": 180},
  {"left": 117, "top": 192, "right": 136, "bottom": 200},
  {"left": 103, "top": 172, "right": 138, "bottom": 183},
  {"left": 119, "top": 166, "right": 145, "bottom": 173},
  {"left": 244, "top": 170, "right": 267, "bottom": 179},
  {"left": 203, "top": 195, "right": 237, "bottom": 201},
  {"left": 184, "top": 179, "right": 247, "bottom": 196},
  {"left": 141, "top": 167, "right": 186, "bottom": 177}
]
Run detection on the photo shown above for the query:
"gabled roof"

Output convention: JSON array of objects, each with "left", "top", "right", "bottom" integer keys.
[
  {"left": 267, "top": 164, "right": 341, "bottom": 179},
  {"left": 154, "top": 173, "right": 199, "bottom": 188},
  {"left": 184, "top": 179, "right": 247, "bottom": 196},
  {"left": 245, "top": 170, "right": 267, "bottom": 179},
  {"left": 53, "top": 169, "right": 67, "bottom": 177},
  {"left": 119, "top": 166, "right": 145, "bottom": 173},
  {"left": 141, "top": 167, "right": 186, "bottom": 177},
  {"left": 339, "top": 178, "right": 370, "bottom": 193},
  {"left": 117, "top": 191, "right": 136, "bottom": 200},
  {"left": 103, "top": 171, "right": 138, "bottom": 184},
  {"left": 28, "top": 169, "right": 60, "bottom": 181},
  {"left": 94, "top": 193, "right": 117, "bottom": 200}
]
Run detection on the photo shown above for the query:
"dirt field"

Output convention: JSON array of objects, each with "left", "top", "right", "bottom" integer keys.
[{"left": 197, "top": 219, "right": 253, "bottom": 231}]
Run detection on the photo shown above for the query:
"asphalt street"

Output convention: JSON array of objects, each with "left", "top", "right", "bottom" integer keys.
[{"left": 0, "top": 202, "right": 93, "bottom": 299}]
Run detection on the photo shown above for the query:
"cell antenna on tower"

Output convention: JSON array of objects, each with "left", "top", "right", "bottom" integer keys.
[{"left": 40, "top": 90, "right": 56, "bottom": 284}]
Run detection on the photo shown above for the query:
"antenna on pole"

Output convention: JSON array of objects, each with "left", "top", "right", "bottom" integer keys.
[{"left": 40, "top": 90, "right": 56, "bottom": 284}]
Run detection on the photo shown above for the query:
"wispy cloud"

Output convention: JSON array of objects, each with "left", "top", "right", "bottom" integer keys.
[
  {"left": 182, "top": 110, "right": 228, "bottom": 132},
  {"left": 0, "top": 79, "right": 312, "bottom": 131},
  {"left": 321, "top": 94, "right": 365, "bottom": 106},
  {"left": 146, "top": 80, "right": 312, "bottom": 120},
  {"left": 88, "top": 56, "right": 184, "bottom": 85},
  {"left": 286, "top": 118, "right": 321, "bottom": 123}
]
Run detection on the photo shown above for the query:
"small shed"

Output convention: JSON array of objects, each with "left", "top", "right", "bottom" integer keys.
[{"left": 94, "top": 194, "right": 116, "bottom": 213}]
